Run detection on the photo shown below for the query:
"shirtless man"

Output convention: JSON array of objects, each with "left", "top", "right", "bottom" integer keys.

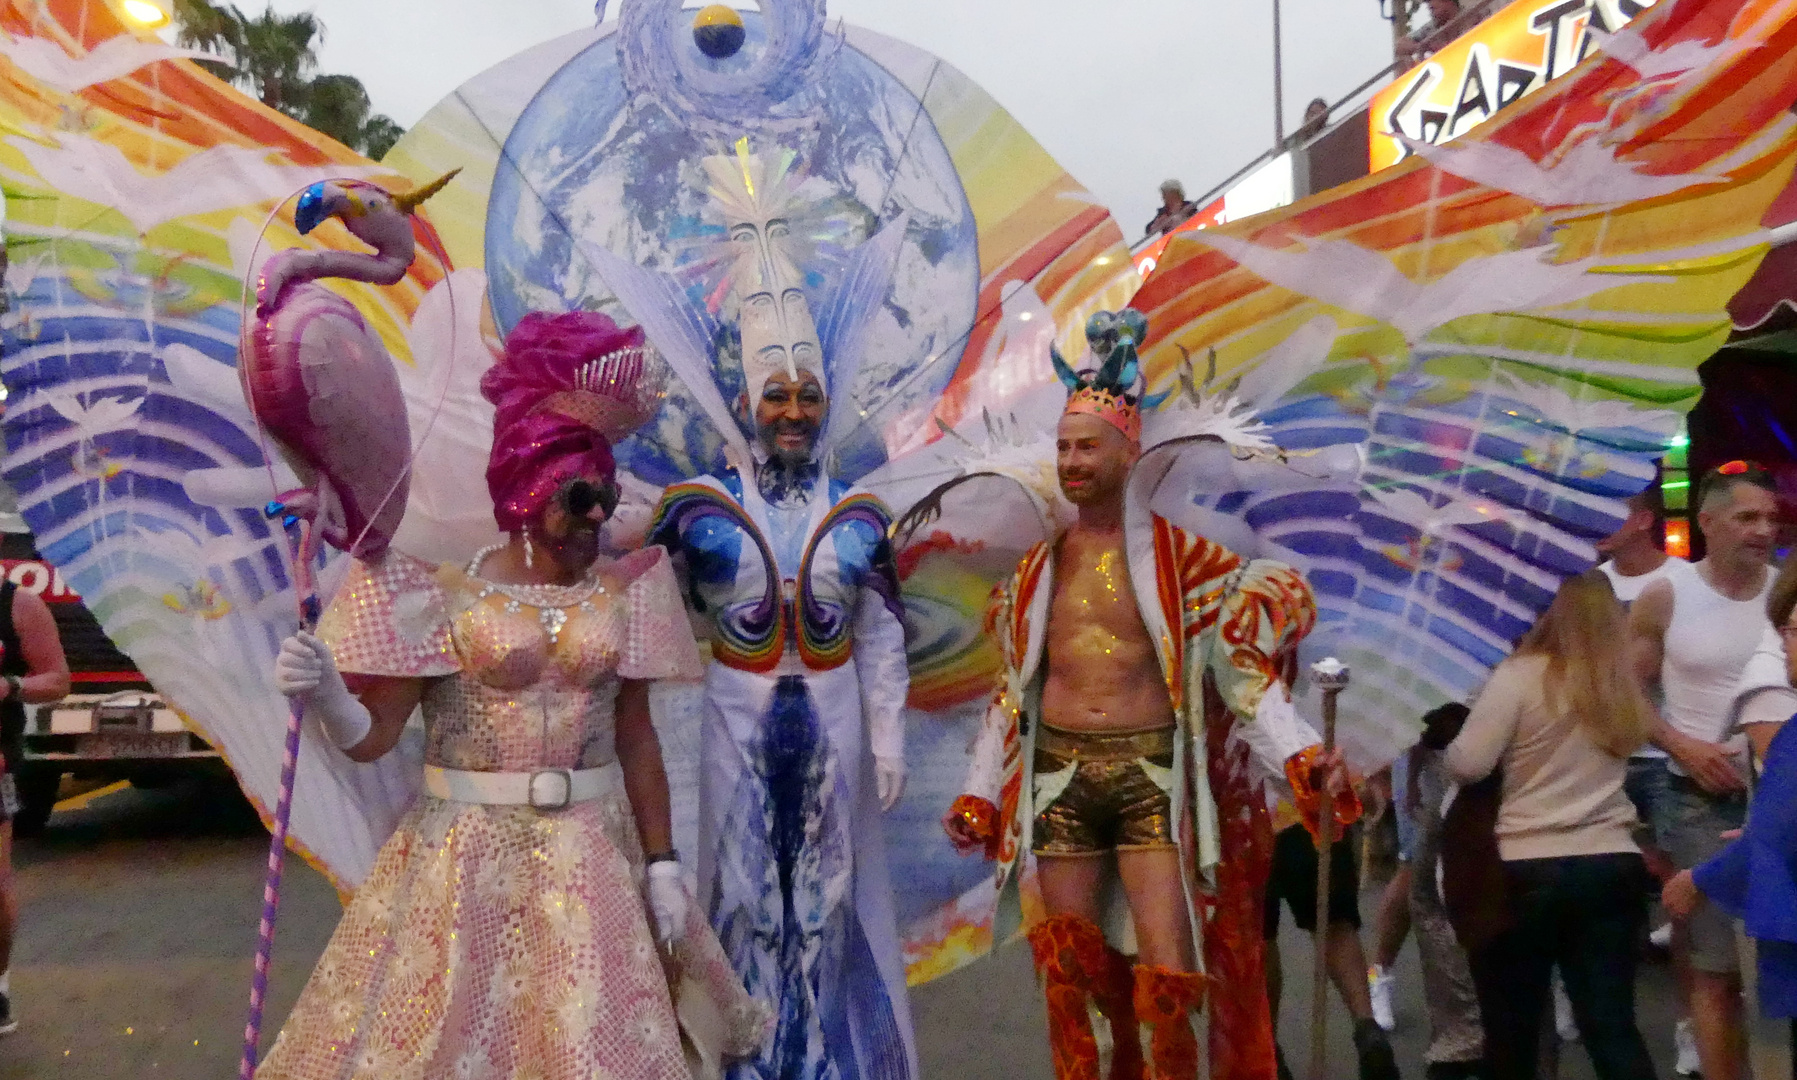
[
  {"left": 1034, "top": 411, "right": 1194, "bottom": 972},
  {"left": 945, "top": 309, "right": 1351, "bottom": 1080}
]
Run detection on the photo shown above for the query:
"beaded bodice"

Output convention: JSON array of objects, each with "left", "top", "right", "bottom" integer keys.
[
  {"left": 451, "top": 548, "right": 621, "bottom": 690},
  {"left": 414, "top": 547, "right": 624, "bottom": 772},
  {"left": 320, "top": 547, "right": 702, "bottom": 775}
]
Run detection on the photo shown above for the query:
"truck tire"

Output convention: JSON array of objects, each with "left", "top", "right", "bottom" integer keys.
[{"left": 12, "top": 767, "right": 61, "bottom": 837}]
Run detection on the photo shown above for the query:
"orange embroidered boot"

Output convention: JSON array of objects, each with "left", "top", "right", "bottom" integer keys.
[
  {"left": 1133, "top": 964, "right": 1207, "bottom": 1080},
  {"left": 1098, "top": 943, "right": 1145, "bottom": 1080},
  {"left": 1028, "top": 914, "right": 1110, "bottom": 1080}
]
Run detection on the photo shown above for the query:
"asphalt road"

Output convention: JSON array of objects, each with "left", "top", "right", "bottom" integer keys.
[{"left": 2, "top": 779, "right": 1790, "bottom": 1079}]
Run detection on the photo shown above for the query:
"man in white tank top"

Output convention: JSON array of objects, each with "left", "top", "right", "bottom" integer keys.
[
  {"left": 1597, "top": 490, "right": 1696, "bottom": 1063},
  {"left": 1629, "top": 465, "right": 1778, "bottom": 1080},
  {"left": 1597, "top": 490, "right": 1690, "bottom": 869}
]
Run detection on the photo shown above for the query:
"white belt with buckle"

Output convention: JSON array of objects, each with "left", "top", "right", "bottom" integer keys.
[{"left": 422, "top": 762, "right": 622, "bottom": 810}]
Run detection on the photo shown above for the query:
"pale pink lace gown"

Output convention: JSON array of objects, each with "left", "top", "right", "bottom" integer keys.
[{"left": 258, "top": 547, "right": 768, "bottom": 1080}]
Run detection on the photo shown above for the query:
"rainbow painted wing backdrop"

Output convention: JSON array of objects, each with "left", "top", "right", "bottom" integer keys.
[
  {"left": 880, "top": 463, "right": 1058, "bottom": 983},
  {"left": 0, "top": 0, "right": 471, "bottom": 891},
  {"left": 1131, "top": 0, "right": 1797, "bottom": 764}
]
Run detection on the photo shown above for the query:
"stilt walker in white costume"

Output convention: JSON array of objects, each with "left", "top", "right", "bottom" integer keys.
[{"left": 631, "top": 149, "right": 918, "bottom": 1080}]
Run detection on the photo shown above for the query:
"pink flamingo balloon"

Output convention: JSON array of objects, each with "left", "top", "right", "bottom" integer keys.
[
  {"left": 241, "top": 170, "right": 457, "bottom": 558},
  {"left": 235, "top": 170, "right": 453, "bottom": 1078}
]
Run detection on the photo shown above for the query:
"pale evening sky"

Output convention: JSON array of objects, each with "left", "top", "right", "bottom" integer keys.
[{"left": 260, "top": 0, "right": 1397, "bottom": 234}]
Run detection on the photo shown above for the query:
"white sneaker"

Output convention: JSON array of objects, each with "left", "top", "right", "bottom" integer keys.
[
  {"left": 1553, "top": 973, "right": 1578, "bottom": 1042},
  {"left": 1674, "top": 1017, "right": 1700, "bottom": 1076},
  {"left": 1368, "top": 965, "right": 1396, "bottom": 1032},
  {"left": 1650, "top": 922, "right": 1673, "bottom": 950}
]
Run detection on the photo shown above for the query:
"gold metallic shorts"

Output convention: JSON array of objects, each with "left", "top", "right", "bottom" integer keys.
[{"left": 1031, "top": 723, "right": 1177, "bottom": 856}]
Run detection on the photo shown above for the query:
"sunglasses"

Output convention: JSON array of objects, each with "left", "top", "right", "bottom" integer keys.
[
  {"left": 1716, "top": 460, "right": 1769, "bottom": 477},
  {"left": 558, "top": 478, "right": 619, "bottom": 520}
]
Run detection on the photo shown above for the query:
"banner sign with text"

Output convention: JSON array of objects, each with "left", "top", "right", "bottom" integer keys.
[{"left": 1370, "top": 0, "right": 1658, "bottom": 170}]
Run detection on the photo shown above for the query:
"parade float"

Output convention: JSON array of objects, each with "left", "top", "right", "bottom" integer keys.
[{"left": 0, "top": 0, "right": 1792, "bottom": 1006}]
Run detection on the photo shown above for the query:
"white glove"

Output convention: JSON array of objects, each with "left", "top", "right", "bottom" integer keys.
[
  {"left": 646, "top": 860, "right": 687, "bottom": 947},
  {"left": 875, "top": 755, "right": 907, "bottom": 812},
  {"left": 274, "top": 631, "right": 372, "bottom": 751}
]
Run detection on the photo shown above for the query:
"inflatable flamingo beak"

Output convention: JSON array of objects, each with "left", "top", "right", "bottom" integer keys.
[{"left": 294, "top": 182, "right": 341, "bottom": 236}]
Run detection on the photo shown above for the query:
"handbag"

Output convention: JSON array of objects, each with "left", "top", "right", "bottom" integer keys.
[{"left": 1440, "top": 768, "right": 1512, "bottom": 954}]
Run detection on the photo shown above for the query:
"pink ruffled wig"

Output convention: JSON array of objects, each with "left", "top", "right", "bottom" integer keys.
[{"left": 481, "top": 311, "right": 651, "bottom": 533}]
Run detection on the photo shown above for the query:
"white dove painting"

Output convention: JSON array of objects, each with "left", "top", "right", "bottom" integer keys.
[
  {"left": 1192, "top": 230, "right": 1673, "bottom": 354},
  {"left": 6, "top": 133, "right": 379, "bottom": 235},
  {"left": 0, "top": 32, "right": 224, "bottom": 94},
  {"left": 1490, "top": 369, "right": 1684, "bottom": 480},
  {"left": 1492, "top": 370, "right": 1682, "bottom": 438},
  {"left": 2, "top": 247, "right": 50, "bottom": 298},
  {"left": 131, "top": 524, "right": 268, "bottom": 573},
  {"left": 1590, "top": 23, "right": 1759, "bottom": 82},
  {"left": 1399, "top": 133, "right": 1730, "bottom": 208},
  {"left": 43, "top": 387, "right": 141, "bottom": 436},
  {"left": 1364, "top": 484, "right": 1509, "bottom": 536}
]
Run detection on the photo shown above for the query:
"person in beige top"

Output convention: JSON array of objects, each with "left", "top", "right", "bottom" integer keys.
[{"left": 1446, "top": 570, "right": 1658, "bottom": 1080}]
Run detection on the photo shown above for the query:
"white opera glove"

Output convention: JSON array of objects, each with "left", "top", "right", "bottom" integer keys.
[
  {"left": 853, "top": 591, "right": 909, "bottom": 813},
  {"left": 875, "top": 756, "right": 907, "bottom": 812},
  {"left": 645, "top": 860, "right": 687, "bottom": 947},
  {"left": 273, "top": 631, "right": 371, "bottom": 751},
  {"left": 1239, "top": 682, "right": 1323, "bottom": 788}
]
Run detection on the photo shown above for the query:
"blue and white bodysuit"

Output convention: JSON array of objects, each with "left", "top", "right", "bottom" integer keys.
[{"left": 653, "top": 455, "right": 916, "bottom": 1080}]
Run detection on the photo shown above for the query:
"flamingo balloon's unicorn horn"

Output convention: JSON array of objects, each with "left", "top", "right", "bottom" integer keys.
[{"left": 240, "top": 169, "right": 459, "bottom": 561}]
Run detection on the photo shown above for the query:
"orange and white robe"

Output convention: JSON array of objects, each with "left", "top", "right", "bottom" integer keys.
[{"left": 960, "top": 509, "right": 1331, "bottom": 1080}]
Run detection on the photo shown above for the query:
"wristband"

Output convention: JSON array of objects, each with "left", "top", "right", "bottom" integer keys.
[{"left": 644, "top": 850, "right": 678, "bottom": 865}]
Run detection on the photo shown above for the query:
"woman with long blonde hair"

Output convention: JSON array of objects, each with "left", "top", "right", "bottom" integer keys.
[
  {"left": 1447, "top": 570, "right": 1658, "bottom": 1080},
  {"left": 1514, "top": 571, "right": 1655, "bottom": 758}
]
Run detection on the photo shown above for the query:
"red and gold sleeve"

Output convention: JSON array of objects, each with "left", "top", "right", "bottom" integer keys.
[{"left": 1284, "top": 745, "right": 1363, "bottom": 846}]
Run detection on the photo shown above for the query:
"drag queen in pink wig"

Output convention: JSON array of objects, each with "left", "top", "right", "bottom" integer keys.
[{"left": 261, "top": 311, "right": 769, "bottom": 1080}]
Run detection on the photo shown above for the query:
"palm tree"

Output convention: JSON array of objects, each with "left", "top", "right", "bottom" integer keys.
[
  {"left": 359, "top": 116, "right": 405, "bottom": 160},
  {"left": 172, "top": 0, "right": 405, "bottom": 158},
  {"left": 174, "top": 2, "right": 316, "bottom": 111},
  {"left": 304, "top": 74, "right": 405, "bottom": 159},
  {"left": 231, "top": 6, "right": 322, "bottom": 113},
  {"left": 301, "top": 73, "right": 366, "bottom": 147},
  {"left": 170, "top": 0, "right": 239, "bottom": 81}
]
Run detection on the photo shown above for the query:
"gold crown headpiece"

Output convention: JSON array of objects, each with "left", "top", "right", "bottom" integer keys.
[{"left": 1052, "top": 309, "right": 1152, "bottom": 443}]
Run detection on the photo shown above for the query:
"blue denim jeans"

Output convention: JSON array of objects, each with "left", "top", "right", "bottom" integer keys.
[
  {"left": 1623, "top": 754, "right": 1672, "bottom": 847},
  {"left": 1469, "top": 853, "right": 1658, "bottom": 1080}
]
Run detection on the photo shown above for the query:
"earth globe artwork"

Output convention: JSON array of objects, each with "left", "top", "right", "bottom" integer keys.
[
  {"left": 692, "top": 4, "right": 746, "bottom": 59},
  {"left": 486, "top": 0, "right": 980, "bottom": 486}
]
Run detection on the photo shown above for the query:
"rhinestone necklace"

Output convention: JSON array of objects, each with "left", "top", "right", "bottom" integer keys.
[{"left": 466, "top": 543, "right": 606, "bottom": 645}]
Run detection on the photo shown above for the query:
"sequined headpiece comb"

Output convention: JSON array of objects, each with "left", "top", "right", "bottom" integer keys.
[
  {"left": 533, "top": 343, "right": 667, "bottom": 445},
  {"left": 1053, "top": 309, "right": 1148, "bottom": 443},
  {"left": 483, "top": 311, "right": 668, "bottom": 446}
]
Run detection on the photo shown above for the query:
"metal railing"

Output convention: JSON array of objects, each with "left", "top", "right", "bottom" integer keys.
[{"left": 1131, "top": 0, "right": 1504, "bottom": 255}]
